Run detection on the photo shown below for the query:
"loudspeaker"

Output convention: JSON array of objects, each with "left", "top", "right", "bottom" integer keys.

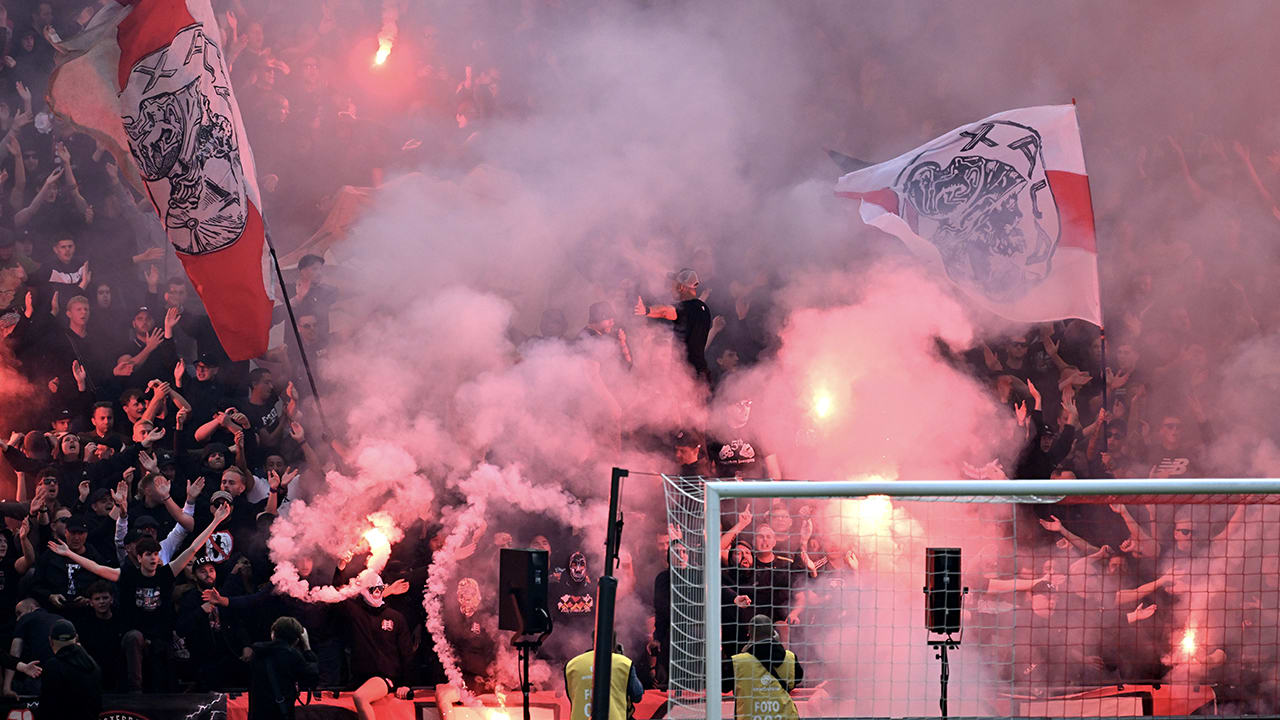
[
  {"left": 499, "top": 548, "right": 551, "bottom": 634},
  {"left": 924, "top": 547, "right": 962, "bottom": 634}
]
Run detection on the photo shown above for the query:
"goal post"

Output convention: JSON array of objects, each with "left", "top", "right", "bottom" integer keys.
[{"left": 663, "top": 476, "right": 1280, "bottom": 720}]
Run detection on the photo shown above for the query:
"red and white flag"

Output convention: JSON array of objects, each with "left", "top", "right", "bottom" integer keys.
[
  {"left": 49, "top": 0, "right": 273, "bottom": 360},
  {"left": 836, "top": 105, "right": 1101, "bottom": 326}
]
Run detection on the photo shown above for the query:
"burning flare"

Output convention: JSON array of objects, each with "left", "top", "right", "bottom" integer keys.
[
  {"left": 811, "top": 388, "right": 834, "bottom": 420},
  {"left": 374, "top": 37, "right": 393, "bottom": 65},
  {"left": 1180, "top": 625, "right": 1198, "bottom": 658}
]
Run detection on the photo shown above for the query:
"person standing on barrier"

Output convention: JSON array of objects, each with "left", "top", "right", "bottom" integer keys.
[
  {"left": 723, "top": 614, "right": 803, "bottom": 720},
  {"left": 564, "top": 642, "right": 643, "bottom": 720}
]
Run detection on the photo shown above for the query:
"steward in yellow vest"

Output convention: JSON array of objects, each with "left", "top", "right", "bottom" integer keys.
[
  {"left": 565, "top": 647, "right": 645, "bottom": 720},
  {"left": 725, "top": 615, "right": 803, "bottom": 720}
]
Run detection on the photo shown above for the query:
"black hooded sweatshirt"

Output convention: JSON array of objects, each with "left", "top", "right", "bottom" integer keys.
[
  {"left": 248, "top": 640, "right": 319, "bottom": 720},
  {"left": 37, "top": 643, "right": 103, "bottom": 719},
  {"left": 338, "top": 598, "right": 414, "bottom": 685}
]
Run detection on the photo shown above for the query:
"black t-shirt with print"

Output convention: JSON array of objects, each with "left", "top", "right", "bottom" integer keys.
[
  {"left": 244, "top": 396, "right": 282, "bottom": 433},
  {"left": 708, "top": 421, "right": 770, "bottom": 479},
  {"left": 118, "top": 563, "right": 176, "bottom": 638}
]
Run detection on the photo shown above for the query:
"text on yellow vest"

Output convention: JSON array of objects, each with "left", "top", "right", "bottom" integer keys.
[{"left": 732, "top": 650, "right": 798, "bottom": 720}]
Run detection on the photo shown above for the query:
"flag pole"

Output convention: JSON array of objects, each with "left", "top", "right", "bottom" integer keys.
[{"left": 264, "top": 230, "right": 335, "bottom": 443}]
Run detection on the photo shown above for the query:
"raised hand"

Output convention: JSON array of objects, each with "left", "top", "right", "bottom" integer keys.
[
  {"left": 174, "top": 358, "right": 185, "bottom": 385},
  {"left": 145, "top": 264, "right": 160, "bottom": 288},
  {"left": 153, "top": 475, "right": 171, "bottom": 498},
  {"left": 138, "top": 451, "right": 159, "bottom": 475},
  {"left": 71, "top": 360, "right": 87, "bottom": 388},
  {"left": 14, "top": 82, "right": 30, "bottom": 106},
  {"left": 143, "top": 327, "right": 164, "bottom": 351},
  {"left": 42, "top": 166, "right": 64, "bottom": 192},
  {"left": 384, "top": 577, "right": 410, "bottom": 596},
  {"left": 188, "top": 476, "right": 206, "bottom": 498},
  {"left": 213, "top": 501, "right": 233, "bottom": 523},
  {"left": 164, "top": 306, "right": 182, "bottom": 335},
  {"left": 633, "top": 295, "right": 646, "bottom": 316},
  {"left": 78, "top": 480, "right": 90, "bottom": 502},
  {"left": 1129, "top": 602, "right": 1158, "bottom": 623},
  {"left": 113, "top": 480, "right": 129, "bottom": 511},
  {"left": 281, "top": 467, "right": 299, "bottom": 488},
  {"left": 47, "top": 539, "right": 71, "bottom": 557},
  {"left": 288, "top": 421, "right": 305, "bottom": 443},
  {"left": 1039, "top": 515, "right": 1063, "bottom": 533},
  {"left": 144, "top": 425, "right": 166, "bottom": 447}
]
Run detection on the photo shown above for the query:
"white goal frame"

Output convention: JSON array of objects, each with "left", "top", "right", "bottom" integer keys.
[{"left": 697, "top": 477, "right": 1280, "bottom": 720}]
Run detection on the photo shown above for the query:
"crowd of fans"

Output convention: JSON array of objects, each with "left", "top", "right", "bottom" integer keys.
[{"left": 0, "top": 0, "right": 1275, "bottom": 712}]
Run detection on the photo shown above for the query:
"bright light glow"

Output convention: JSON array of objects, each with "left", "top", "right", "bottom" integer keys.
[
  {"left": 838, "top": 494, "right": 895, "bottom": 536},
  {"left": 374, "top": 38, "right": 393, "bottom": 65},
  {"left": 858, "top": 495, "right": 894, "bottom": 525},
  {"left": 812, "top": 390, "right": 834, "bottom": 420},
  {"left": 1180, "top": 626, "right": 1197, "bottom": 656},
  {"left": 363, "top": 525, "right": 391, "bottom": 555}
]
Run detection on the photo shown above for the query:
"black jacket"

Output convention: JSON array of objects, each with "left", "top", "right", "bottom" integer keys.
[
  {"left": 339, "top": 599, "right": 414, "bottom": 685},
  {"left": 37, "top": 643, "right": 102, "bottom": 720},
  {"left": 248, "top": 640, "right": 319, "bottom": 720}
]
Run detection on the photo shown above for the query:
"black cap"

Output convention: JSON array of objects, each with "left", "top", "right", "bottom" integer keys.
[
  {"left": 49, "top": 619, "right": 77, "bottom": 641},
  {"left": 55, "top": 409, "right": 72, "bottom": 420},
  {"left": 132, "top": 515, "right": 160, "bottom": 530},
  {"left": 133, "top": 305, "right": 154, "bottom": 318},
  {"left": 87, "top": 487, "right": 112, "bottom": 505},
  {"left": 156, "top": 449, "right": 176, "bottom": 467},
  {"left": 204, "top": 442, "right": 230, "bottom": 459},
  {"left": 65, "top": 515, "right": 90, "bottom": 532},
  {"left": 195, "top": 351, "right": 221, "bottom": 367},
  {"left": 298, "top": 254, "right": 325, "bottom": 269}
]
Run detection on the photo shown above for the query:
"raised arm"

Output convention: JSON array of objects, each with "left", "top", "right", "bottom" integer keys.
[
  {"left": 1038, "top": 514, "right": 1099, "bottom": 556},
  {"left": 1115, "top": 574, "right": 1172, "bottom": 607},
  {"left": 1110, "top": 504, "right": 1159, "bottom": 558},
  {"left": 14, "top": 519, "right": 35, "bottom": 575},
  {"left": 169, "top": 502, "right": 232, "bottom": 575},
  {"left": 47, "top": 539, "right": 121, "bottom": 582},
  {"left": 719, "top": 506, "right": 753, "bottom": 563},
  {"left": 633, "top": 295, "right": 677, "bottom": 321}
]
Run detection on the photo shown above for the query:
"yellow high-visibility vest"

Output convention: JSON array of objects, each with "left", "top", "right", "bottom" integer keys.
[
  {"left": 732, "top": 650, "right": 799, "bottom": 720},
  {"left": 565, "top": 650, "right": 633, "bottom": 720}
]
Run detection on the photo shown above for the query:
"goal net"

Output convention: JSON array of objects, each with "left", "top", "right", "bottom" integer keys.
[{"left": 661, "top": 476, "right": 1280, "bottom": 720}]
